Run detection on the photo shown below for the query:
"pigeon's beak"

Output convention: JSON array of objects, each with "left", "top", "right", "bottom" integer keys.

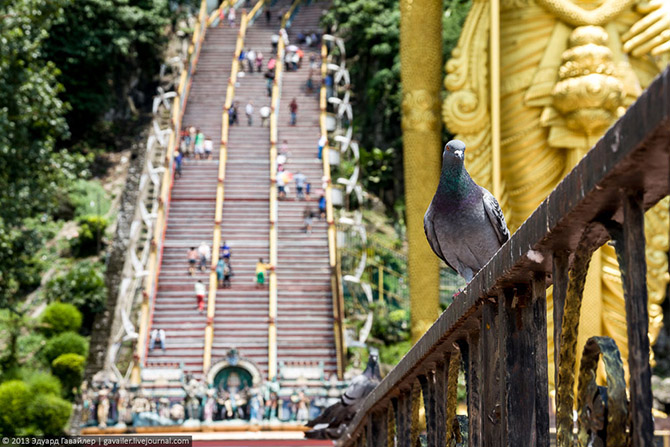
[{"left": 454, "top": 149, "right": 464, "bottom": 159}]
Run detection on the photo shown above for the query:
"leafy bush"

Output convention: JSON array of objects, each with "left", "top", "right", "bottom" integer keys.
[
  {"left": 0, "top": 380, "right": 31, "bottom": 434},
  {"left": 41, "top": 302, "right": 83, "bottom": 336},
  {"left": 51, "top": 353, "right": 85, "bottom": 398},
  {"left": 70, "top": 215, "right": 108, "bottom": 257},
  {"left": 42, "top": 332, "right": 88, "bottom": 365},
  {"left": 29, "top": 394, "right": 72, "bottom": 435},
  {"left": 26, "top": 371, "right": 62, "bottom": 397},
  {"left": 378, "top": 340, "right": 411, "bottom": 366},
  {"left": 370, "top": 304, "right": 409, "bottom": 344},
  {"left": 68, "top": 179, "right": 111, "bottom": 217},
  {"left": 44, "top": 260, "right": 107, "bottom": 334}
]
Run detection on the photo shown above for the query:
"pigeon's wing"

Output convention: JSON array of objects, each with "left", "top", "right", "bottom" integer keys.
[
  {"left": 306, "top": 401, "right": 342, "bottom": 427},
  {"left": 424, "top": 207, "right": 458, "bottom": 272},
  {"left": 480, "top": 186, "right": 510, "bottom": 245},
  {"left": 341, "top": 378, "right": 374, "bottom": 405}
]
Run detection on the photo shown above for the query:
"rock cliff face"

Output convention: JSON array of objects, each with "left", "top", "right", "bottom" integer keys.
[{"left": 85, "top": 134, "right": 148, "bottom": 381}]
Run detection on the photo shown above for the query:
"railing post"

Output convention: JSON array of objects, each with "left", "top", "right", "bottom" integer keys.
[
  {"left": 419, "top": 361, "right": 446, "bottom": 447},
  {"left": 368, "top": 410, "right": 388, "bottom": 447},
  {"left": 393, "top": 388, "right": 412, "bottom": 447},
  {"left": 552, "top": 250, "right": 569, "bottom": 395},
  {"left": 467, "top": 331, "right": 482, "bottom": 447},
  {"left": 622, "top": 190, "right": 654, "bottom": 446},
  {"left": 499, "top": 281, "right": 549, "bottom": 446},
  {"left": 481, "top": 298, "right": 502, "bottom": 445}
]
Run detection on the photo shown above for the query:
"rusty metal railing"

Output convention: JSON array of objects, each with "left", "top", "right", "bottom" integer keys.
[{"left": 336, "top": 68, "right": 670, "bottom": 446}]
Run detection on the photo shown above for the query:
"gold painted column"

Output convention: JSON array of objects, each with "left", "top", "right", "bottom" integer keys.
[{"left": 400, "top": 0, "right": 443, "bottom": 343}]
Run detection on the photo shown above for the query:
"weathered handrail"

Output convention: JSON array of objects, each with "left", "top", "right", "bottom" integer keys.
[
  {"left": 320, "top": 40, "right": 346, "bottom": 379},
  {"left": 207, "top": 0, "right": 230, "bottom": 27},
  {"left": 201, "top": 7, "right": 251, "bottom": 375},
  {"left": 131, "top": 0, "right": 209, "bottom": 385},
  {"left": 281, "top": 0, "right": 302, "bottom": 28},
  {"left": 336, "top": 68, "right": 670, "bottom": 446}
]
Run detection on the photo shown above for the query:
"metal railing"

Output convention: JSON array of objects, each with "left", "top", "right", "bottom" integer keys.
[
  {"left": 336, "top": 68, "right": 670, "bottom": 446},
  {"left": 130, "top": 0, "right": 210, "bottom": 385}
]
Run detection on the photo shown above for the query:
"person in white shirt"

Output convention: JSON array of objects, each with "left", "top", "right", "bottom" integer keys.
[
  {"left": 198, "top": 242, "right": 211, "bottom": 272},
  {"left": 260, "top": 106, "right": 271, "bottom": 127},
  {"left": 204, "top": 138, "right": 213, "bottom": 160},
  {"left": 246, "top": 49, "right": 256, "bottom": 73},
  {"left": 246, "top": 101, "right": 254, "bottom": 126},
  {"left": 228, "top": 8, "right": 236, "bottom": 27},
  {"left": 150, "top": 328, "right": 166, "bottom": 351},
  {"left": 195, "top": 280, "right": 206, "bottom": 312}
]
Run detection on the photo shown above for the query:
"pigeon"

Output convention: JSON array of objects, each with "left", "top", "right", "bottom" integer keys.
[
  {"left": 424, "top": 140, "right": 510, "bottom": 282},
  {"left": 305, "top": 353, "right": 382, "bottom": 439}
]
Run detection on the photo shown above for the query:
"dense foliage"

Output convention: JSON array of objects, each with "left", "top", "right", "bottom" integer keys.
[
  {"left": 0, "top": 0, "right": 175, "bottom": 436},
  {"left": 42, "top": 331, "right": 89, "bottom": 365},
  {"left": 43, "top": 0, "right": 171, "bottom": 142},
  {"left": 44, "top": 260, "right": 108, "bottom": 334},
  {"left": 40, "top": 303, "right": 83, "bottom": 337},
  {"left": 322, "top": 0, "right": 471, "bottom": 214},
  {"left": 0, "top": 376, "right": 71, "bottom": 435},
  {"left": 0, "top": 0, "right": 87, "bottom": 314},
  {"left": 70, "top": 215, "right": 109, "bottom": 257},
  {"left": 51, "top": 353, "right": 86, "bottom": 398}
]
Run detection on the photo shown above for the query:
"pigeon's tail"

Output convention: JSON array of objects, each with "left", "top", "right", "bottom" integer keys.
[
  {"left": 304, "top": 429, "right": 328, "bottom": 439},
  {"left": 304, "top": 425, "right": 346, "bottom": 440},
  {"left": 306, "top": 402, "right": 342, "bottom": 427}
]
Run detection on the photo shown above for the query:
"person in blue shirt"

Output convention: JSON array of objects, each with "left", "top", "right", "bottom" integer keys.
[
  {"left": 318, "top": 195, "right": 326, "bottom": 219},
  {"left": 174, "top": 149, "right": 183, "bottom": 178},
  {"left": 216, "top": 259, "right": 225, "bottom": 288},
  {"left": 220, "top": 241, "right": 231, "bottom": 261}
]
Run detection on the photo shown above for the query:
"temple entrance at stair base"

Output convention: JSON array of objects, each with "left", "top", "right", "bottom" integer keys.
[
  {"left": 206, "top": 348, "right": 263, "bottom": 389},
  {"left": 213, "top": 367, "right": 252, "bottom": 392}
]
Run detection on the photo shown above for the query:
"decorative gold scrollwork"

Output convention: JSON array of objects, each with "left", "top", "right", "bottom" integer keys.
[
  {"left": 577, "top": 336, "right": 629, "bottom": 447},
  {"left": 401, "top": 89, "right": 441, "bottom": 133},
  {"left": 556, "top": 222, "right": 609, "bottom": 447},
  {"left": 446, "top": 349, "right": 462, "bottom": 446}
]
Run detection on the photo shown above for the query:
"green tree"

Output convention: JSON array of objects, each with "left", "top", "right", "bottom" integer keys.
[
  {"left": 29, "top": 394, "right": 72, "bottom": 435},
  {"left": 51, "top": 353, "right": 85, "bottom": 398},
  {"left": 0, "top": 380, "right": 31, "bottom": 435},
  {"left": 43, "top": 0, "right": 170, "bottom": 141},
  {"left": 70, "top": 215, "right": 109, "bottom": 257},
  {"left": 0, "top": 0, "right": 90, "bottom": 315},
  {"left": 41, "top": 331, "right": 88, "bottom": 365},
  {"left": 44, "top": 261, "right": 107, "bottom": 334},
  {"left": 25, "top": 371, "right": 63, "bottom": 397},
  {"left": 40, "top": 302, "right": 83, "bottom": 337}
]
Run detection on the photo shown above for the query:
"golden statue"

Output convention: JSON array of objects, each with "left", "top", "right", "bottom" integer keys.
[{"left": 444, "top": 0, "right": 670, "bottom": 384}]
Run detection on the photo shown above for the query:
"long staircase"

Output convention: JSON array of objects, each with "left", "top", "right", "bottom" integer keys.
[
  {"left": 276, "top": 0, "right": 338, "bottom": 378},
  {"left": 148, "top": 24, "right": 239, "bottom": 375},
  {"left": 146, "top": 0, "right": 338, "bottom": 385},
  {"left": 210, "top": 8, "right": 282, "bottom": 379}
]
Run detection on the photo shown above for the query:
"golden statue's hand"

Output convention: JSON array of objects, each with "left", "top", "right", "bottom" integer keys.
[{"left": 622, "top": 0, "right": 670, "bottom": 56}]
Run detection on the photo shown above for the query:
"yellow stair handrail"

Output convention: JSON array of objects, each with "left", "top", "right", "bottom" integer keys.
[{"left": 202, "top": 3, "right": 254, "bottom": 376}]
